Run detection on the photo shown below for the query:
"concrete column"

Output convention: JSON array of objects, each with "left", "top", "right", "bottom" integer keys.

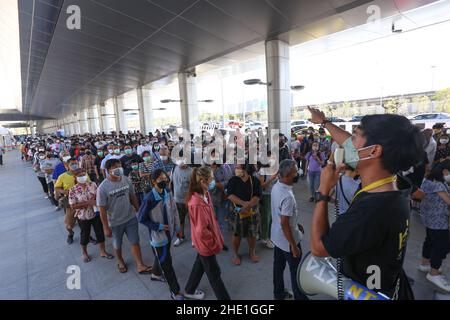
[
  {"left": 30, "top": 121, "right": 36, "bottom": 136},
  {"left": 113, "top": 96, "right": 127, "bottom": 133},
  {"left": 137, "top": 87, "right": 154, "bottom": 134},
  {"left": 68, "top": 120, "right": 74, "bottom": 136},
  {"left": 265, "top": 39, "right": 291, "bottom": 140},
  {"left": 97, "top": 104, "right": 106, "bottom": 133},
  {"left": 72, "top": 115, "right": 80, "bottom": 135},
  {"left": 178, "top": 70, "right": 199, "bottom": 136},
  {"left": 62, "top": 119, "right": 69, "bottom": 136},
  {"left": 87, "top": 107, "right": 98, "bottom": 134},
  {"left": 78, "top": 111, "right": 89, "bottom": 134}
]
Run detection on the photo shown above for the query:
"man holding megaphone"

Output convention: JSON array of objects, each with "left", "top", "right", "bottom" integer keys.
[{"left": 307, "top": 107, "right": 424, "bottom": 300}]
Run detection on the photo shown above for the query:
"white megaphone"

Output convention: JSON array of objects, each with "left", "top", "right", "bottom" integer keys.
[{"left": 297, "top": 252, "right": 390, "bottom": 300}]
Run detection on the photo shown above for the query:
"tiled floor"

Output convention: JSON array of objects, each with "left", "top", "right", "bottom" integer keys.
[{"left": 0, "top": 150, "right": 448, "bottom": 300}]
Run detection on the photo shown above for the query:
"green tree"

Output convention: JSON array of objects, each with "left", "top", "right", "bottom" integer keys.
[
  {"left": 434, "top": 87, "right": 450, "bottom": 113},
  {"left": 412, "top": 95, "right": 431, "bottom": 114}
]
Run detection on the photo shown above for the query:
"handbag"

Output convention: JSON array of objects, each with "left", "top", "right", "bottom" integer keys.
[{"left": 232, "top": 176, "right": 256, "bottom": 220}]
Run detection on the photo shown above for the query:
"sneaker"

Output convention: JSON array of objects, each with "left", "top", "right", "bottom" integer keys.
[
  {"left": 283, "top": 291, "right": 294, "bottom": 300},
  {"left": 264, "top": 240, "right": 275, "bottom": 249},
  {"left": 418, "top": 264, "right": 442, "bottom": 273},
  {"left": 184, "top": 289, "right": 205, "bottom": 300},
  {"left": 67, "top": 234, "right": 74, "bottom": 245},
  {"left": 222, "top": 244, "right": 229, "bottom": 251},
  {"left": 174, "top": 237, "right": 185, "bottom": 247},
  {"left": 151, "top": 274, "right": 166, "bottom": 282},
  {"left": 426, "top": 273, "right": 450, "bottom": 292},
  {"left": 171, "top": 293, "right": 185, "bottom": 300},
  {"left": 418, "top": 264, "right": 431, "bottom": 273}
]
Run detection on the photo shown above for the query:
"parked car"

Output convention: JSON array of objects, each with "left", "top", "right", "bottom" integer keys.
[
  {"left": 349, "top": 115, "right": 364, "bottom": 122},
  {"left": 291, "top": 119, "right": 313, "bottom": 127},
  {"left": 329, "top": 116, "right": 345, "bottom": 122},
  {"left": 409, "top": 113, "right": 450, "bottom": 130},
  {"left": 410, "top": 113, "right": 450, "bottom": 120}
]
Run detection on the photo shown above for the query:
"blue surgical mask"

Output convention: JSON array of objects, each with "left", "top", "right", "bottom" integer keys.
[
  {"left": 208, "top": 180, "right": 216, "bottom": 191},
  {"left": 342, "top": 137, "right": 375, "bottom": 169}
]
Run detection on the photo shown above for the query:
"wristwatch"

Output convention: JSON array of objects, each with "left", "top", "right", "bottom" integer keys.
[{"left": 314, "top": 191, "right": 331, "bottom": 203}]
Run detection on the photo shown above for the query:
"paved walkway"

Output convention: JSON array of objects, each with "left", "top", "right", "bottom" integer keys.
[{"left": 0, "top": 150, "right": 448, "bottom": 300}]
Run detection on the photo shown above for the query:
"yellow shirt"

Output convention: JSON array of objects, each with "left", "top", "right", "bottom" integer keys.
[{"left": 55, "top": 172, "right": 90, "bottom": 190}]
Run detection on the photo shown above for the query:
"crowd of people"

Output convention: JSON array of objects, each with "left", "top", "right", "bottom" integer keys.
[{"left": 14, "top": 110, "right": 450, "bottom": 299}]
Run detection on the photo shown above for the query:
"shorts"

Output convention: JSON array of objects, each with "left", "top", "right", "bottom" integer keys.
[
  {"left": 78, "top": 215, "right": 105, "bottom": 246},
  {"left": 111, "top": 217, "right": 140, "bottom": 249},
  {"left": 231, "top": 209, "right": 260, "bottom": 238}
]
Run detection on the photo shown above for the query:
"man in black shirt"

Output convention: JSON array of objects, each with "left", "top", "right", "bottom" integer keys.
[
  {"left": 308, "top": 107, "right": 424, "bottom": 299},
  {"left": 120, "top": 144, "right": 143, "bottom": 176}
]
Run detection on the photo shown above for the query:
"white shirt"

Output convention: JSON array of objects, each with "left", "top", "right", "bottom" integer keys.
[
  {"left": 424, "top": 138, "right": 437, "bottom": 166},
  {"left": 270, "top": 181, "right": 302, "bottom": 252},
  {"left": 137, "top": 145, "right": 152, "bottom": 157},
  {"left": 100, "top": 154, "right": 121, "bottom": 170}
]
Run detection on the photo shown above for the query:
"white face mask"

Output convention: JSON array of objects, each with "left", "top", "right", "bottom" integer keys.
[
  {"left": 62, "top": 156, "right": 71, "bottom": 162},
  {"left": 445, "top": 175, "right": 450, "bottom": 183},
  {"left": 160, "top": 156, "right": 168, "bottom": 161},
  {"left": 77, "top": 175, "right": 88, "bottom": 184},
  {"left": 440, "top": 139, "right": 449, "bottom": 145}
]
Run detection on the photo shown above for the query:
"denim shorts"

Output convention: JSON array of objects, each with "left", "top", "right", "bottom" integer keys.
[{"left": 111, "top": 217, "right": 140, "bottom": 249}]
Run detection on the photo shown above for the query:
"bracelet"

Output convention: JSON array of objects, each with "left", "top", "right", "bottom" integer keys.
[{"left": 321, "top": 119, "right": 331, "bottom": 128}]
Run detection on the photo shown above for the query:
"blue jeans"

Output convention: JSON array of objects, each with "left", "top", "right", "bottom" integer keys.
[
  {"left": 273, "top": 243, "right": 308, "bottom": 300},
  {"left": 308, "top": 171, "right": 321, "bottom": 198}
]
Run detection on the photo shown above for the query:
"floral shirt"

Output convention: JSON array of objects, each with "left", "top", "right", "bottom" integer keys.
[
  {"left": 68, "top": 182, "right": 97, "bottom": 220},
  {"left": 420, "top": 179, "right": 450, "bottom": 230},
  {"left": 129, "top": 170, "right": 150, "bottom": 194}
]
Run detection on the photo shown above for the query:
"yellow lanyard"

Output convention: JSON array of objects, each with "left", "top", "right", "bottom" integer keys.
[{"left": 351, "top": 176, "right": 397, "bottom": 203}]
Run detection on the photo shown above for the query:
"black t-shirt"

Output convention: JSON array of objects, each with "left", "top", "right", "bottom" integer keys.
[
  {"left": 226, "top": 176, "right": 262, "bottom": 203},
  {"left": 120, "top": 154, "right": 143, "bottom": 176},
  {"left": 94, "top": 156, "right": 103, "bottom": 174},
  {"left": 322, "top": 186, "right": 411, "bottom": 298},
  {"left": 434, "top": 146, "right": 450, "bottom": 163}
]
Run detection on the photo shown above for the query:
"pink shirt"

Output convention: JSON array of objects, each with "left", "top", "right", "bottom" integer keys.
[{"left": 188, "top": 192, "right": 224, "bottom": 256}]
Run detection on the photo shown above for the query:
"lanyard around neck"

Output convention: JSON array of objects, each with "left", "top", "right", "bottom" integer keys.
[{"left": 352, "top": 176, "right": 397, "bottom": 203}]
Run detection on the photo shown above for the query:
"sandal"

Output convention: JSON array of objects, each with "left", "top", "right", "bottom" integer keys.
[
  {"left": 249, "top": 254, "right": 260, "bottom": 263},
  {"left": 232, "top": 256, "right": 241, "bottom": 266},
  {"left": 118, "top": 263, "right": 128, "bottom": 273},
  {"left": 138, "top": 266, "right": 153, "bottom": 274},
  {"left": 101, "top": 253, "right": 114, "bottom": 260},
  {"left": 83, "top": 255, "right": 91, "bottom": 263}
]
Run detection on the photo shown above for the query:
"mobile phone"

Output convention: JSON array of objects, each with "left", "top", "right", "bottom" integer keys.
[{"left": 334, "top": 148, "right": 344, "bottom": 167}]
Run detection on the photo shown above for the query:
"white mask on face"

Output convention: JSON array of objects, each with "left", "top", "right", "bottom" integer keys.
[
  {"left": 77, "top": 175, "right": 88, "bottom": 184},
  {"left": 160, "top": 156, "right": 168, "bottom": 161},
  {"left": 445, "top": 175, "right": 450, "bottom": 183},
  {"left": 440, "top": 138, "right": 449, "bottom": 145}
]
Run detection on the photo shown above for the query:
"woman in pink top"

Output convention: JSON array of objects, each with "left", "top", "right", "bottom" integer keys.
[{"left": 184, "top": 166, "right": 231, "bottom": 300}]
